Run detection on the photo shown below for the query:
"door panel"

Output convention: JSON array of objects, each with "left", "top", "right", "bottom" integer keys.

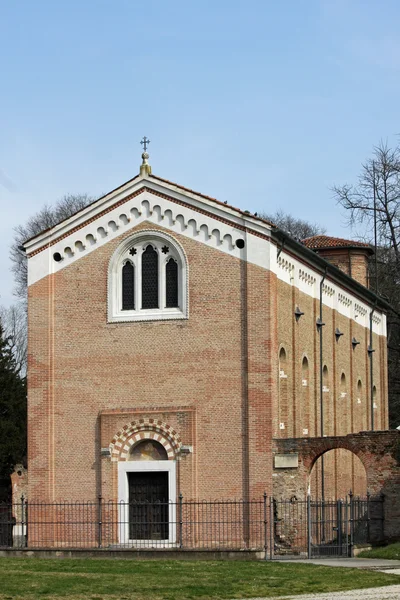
[{"left": 128, "top": 472, "right": 169, "bottom": 540}]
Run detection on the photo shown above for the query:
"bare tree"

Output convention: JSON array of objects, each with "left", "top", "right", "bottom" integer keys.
[
  {"left": 332, "top": 141, "right": 400, "bottom": 267},
  {"left": 0, "top": 303, "right": 27, "bottom": 375},
  {"left": 332, "top": 140, "right": 400, "bottom": 427},
  {"left": 260, "top": 209, "right": 326, "bottom": 240},
  {"left": 11, "top": 194, "right": 95, "bottom": 299}
]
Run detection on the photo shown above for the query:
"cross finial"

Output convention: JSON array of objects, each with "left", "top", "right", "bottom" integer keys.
[
  {"left": 139, "top": 136, "right": 152, "bottom": 176},
  {"left": 140, "top": 136, "right": 150, "bottom": 152}
]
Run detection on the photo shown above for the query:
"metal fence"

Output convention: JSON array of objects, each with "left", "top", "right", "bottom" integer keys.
[
  {"left": 0, "top": 493, "right": 384, "bottom": 558},
  {"left": 272, "top": 492, "right": 384, "bottom": 558}
]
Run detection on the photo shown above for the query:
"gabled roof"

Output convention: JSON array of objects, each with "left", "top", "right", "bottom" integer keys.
[
  {"left": 149, "top": 174, "right": 274, "bottom": 227},
  {"left": 302, "top": 235, "right": 373, "bottom": 252},
  {"left": 23, "top": 172, "right": 275, "bottom": 249}
]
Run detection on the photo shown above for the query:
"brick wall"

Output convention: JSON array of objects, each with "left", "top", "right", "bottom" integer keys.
[
  {"left": 310, "top": 248, "right": 370, "bottom": 288},
  {"left": 27, "top": 219, "right": 388, "bottom": 506},
  {"left": 27, "top": 222, "right": 273, "bottom": 502},
  {"left": 275, "top": 275, "right": 387, "bottom": 498}
]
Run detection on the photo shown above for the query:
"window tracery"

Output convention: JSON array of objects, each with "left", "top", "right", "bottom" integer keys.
[{"left": 108, "top": 230, "right": 188, "bottom": 322}]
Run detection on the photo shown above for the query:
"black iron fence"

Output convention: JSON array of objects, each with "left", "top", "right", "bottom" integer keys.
[
  {"left": 272, "top": 492, "right": 384, "bottom": 558},
  {"left": 0, "top": 493, "right": 384, "bottom": 558}
]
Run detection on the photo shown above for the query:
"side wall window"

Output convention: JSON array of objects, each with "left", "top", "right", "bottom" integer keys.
[
  {"left": 279, "top": 347, "right": 290, "bottom": 437},
  {"left": 301, "top": 356, "right": 311, "bottom": 436}
]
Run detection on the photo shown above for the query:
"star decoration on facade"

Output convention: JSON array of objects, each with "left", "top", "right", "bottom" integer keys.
[
  {"left": 129, "top": 247, "right": 137, "bottom": 256},
  {"left": 161, "top": 245, "right": 170, "bottom": 254}
]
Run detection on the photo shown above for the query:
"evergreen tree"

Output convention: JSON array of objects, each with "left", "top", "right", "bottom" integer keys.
[{"left": 0, "top": 317, "right": 26, "bottom": 484}]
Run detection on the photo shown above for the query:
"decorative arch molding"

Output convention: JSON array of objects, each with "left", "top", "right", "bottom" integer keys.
[
  {"left": 40, "top": 190, "right": 240, "bottom": 266},
  {"left": 110, "top": 419, "right": 182, "bottom": 461}
]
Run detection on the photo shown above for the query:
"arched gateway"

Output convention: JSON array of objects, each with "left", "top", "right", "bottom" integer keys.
[
  {"left": 272, "top": 430, "right": 400, "bottom": 542},
  {"left": 310, "top": 448, "right": 367, "bottom": 498}
]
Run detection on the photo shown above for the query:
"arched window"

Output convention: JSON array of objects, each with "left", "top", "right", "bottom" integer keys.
[
  {"left": 108, "top": 230, "right": 188, "bottom": 322},
  {"left": 279, "top": 348, "right": 287, "bottom": 371},
  {"left": 279, "top": 347, "right": 290, "bottom": 437},
  {"left": 142, "top": 245, "right": 159, "bottom": 309},
  {"left": 322, "top": 365, "right": 331, "bottom": 436},
  {"left": 122, "top": 261, "right": 135, "bottom": 310},
  {"left": 357, "top": 379, "right": 366, "bottom": 432},
  {"left": 340, "top": 372, "right": 346, "bottom": 393},
  {"left": 373, "top": 385, "right": 379, "bottom": 429},
  {"left": 301, "top": 357, "right": 311, "bottom": 436},
  {"left": 339, "top": 372, "right": 349, "bottom": 435},
  {"left": 166, "top": 258, "right": 178, "bottom": 308}
]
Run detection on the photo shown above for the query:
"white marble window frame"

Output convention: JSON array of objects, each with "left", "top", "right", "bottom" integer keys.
[{"left": 108, "top": 230, "right": 188, "bottom": 323}]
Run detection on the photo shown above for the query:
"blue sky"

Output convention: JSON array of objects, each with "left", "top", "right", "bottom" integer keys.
[{"left": 1, "top": 0, "right": 400, "bottom": 306}]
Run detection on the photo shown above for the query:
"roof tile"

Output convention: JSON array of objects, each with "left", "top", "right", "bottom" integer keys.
[{"left": 302, "top": 235, "right": 371, "bottom": 250}]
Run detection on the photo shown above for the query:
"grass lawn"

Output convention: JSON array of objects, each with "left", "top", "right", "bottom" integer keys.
[
  {"left": 358, "top": 543, "right": 400, "bottom": 560},
  {"left": 0, "top": 558, "right": 398, "bottom": 600}
]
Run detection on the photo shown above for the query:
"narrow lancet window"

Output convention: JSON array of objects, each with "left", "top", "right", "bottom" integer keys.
[
  {"left": 142, "top": 245, "right": 159, "bottom": 309},
  {"left": 166, "top": 258, "right": 178, "bottom": 308},
  {"left": 122, "top": 261, "right": 135, "bottom": 310}
]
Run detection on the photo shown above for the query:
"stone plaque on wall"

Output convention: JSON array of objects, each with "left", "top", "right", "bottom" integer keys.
[{"left": 274, "top": 453, "right": 299, "bottom": 469}]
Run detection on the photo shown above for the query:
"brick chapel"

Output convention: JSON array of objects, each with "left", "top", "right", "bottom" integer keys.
[{"left": 24, "top": 150, "right": 390, "bottom": 516}]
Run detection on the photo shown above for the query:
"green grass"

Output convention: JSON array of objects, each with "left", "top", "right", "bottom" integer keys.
[
  {"left": 0, "top": 558, "right": 398, "bottom": 600},
  {"left": 358, "top": 543, "right": 400, "bottom": 560}
]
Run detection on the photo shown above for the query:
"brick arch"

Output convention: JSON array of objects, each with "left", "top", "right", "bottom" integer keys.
[
  {"left": 273, "top": 432, "right": 400, "bottom": 539},
  {"left": 309, "top": 441, "right": 368, "bottom": 498},
  {"left": 273, "top": 431, "right": 400, "bottom": 497},
  {"left": 307, "top": 438, "right": 363, "bottom": 472},
  {"left": 110, "top": 418, "right": 182, "bottom": 461}
]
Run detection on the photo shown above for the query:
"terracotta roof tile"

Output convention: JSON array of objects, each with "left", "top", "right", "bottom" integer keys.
[{"left": 302, "top": 235, "right": 372, "bottom": 250}]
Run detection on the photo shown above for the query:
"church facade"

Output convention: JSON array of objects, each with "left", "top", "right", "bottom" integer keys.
[{"left": 24, "top": 154, "right": 389, "bottom": 517}]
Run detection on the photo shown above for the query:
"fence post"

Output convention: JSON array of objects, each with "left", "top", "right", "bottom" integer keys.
[
  {"left": 97, "top": 494, "right": 102, "bottom": 548},
  {"left": 380, "top": 492, "right": 385, "bottom": 542},
  {"left": 343, "top": 496, "right": 348, "bottom": 557},
  {"left": 307, "top": 494, "right": 312, "bottom": 558},
  {"left": 178, "top": 493, "right": 183, "bottom": 549},
  {"left": 25, "top": 498, "right": 28, "bottom": 548},
  {"left": 337, "top": 499, "right": 343, "bottom": 555},
  {"left": 20, "top": 495, "right": 27, "bottom": 548},
  {"left": 269, "top": 497, "right": 274, "bottom": 560},
  {"left": 366, "top": 490, "right": 371, "bottom": 543},
  {"left": 263, "top": 492, "right": 268, "bottom": 560},
  {"left": 349, "top": 490, "right": 354, "bottom": 557}
]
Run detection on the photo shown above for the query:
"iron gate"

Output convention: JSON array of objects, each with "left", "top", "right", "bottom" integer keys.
[
  {"left": 271, "top": 493, "right": 384, "bottom": 559},
  {"left": 309, "top": 498, "right": 350, "bottom": 557}
]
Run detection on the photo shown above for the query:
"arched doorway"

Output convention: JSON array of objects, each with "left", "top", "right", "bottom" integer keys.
[
  {"left": 125, "top": 440, "right": 170, "bottom": 541},
  {"left": 118, "top": 438, "right": 177, "bottom": 544},
  {"left": 310, "top": 448, "right": 367, "bottom": 498}
]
